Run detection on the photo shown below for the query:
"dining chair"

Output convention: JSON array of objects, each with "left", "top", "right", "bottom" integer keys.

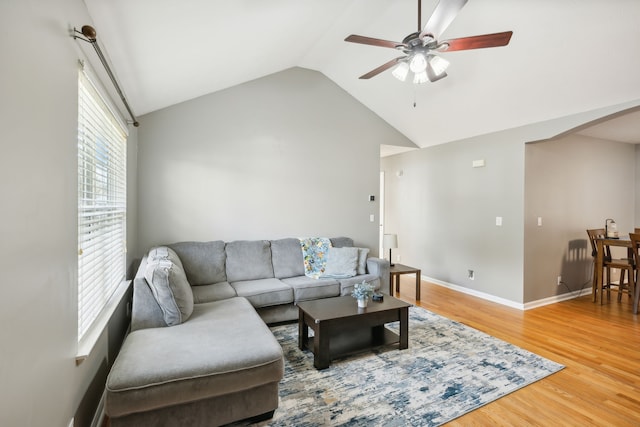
[
  {"left": 586, "top": 229, "right": 635, "bottom": 303},
  {"left": 627, "top": 233, "right": 640, "bottom": 310}
]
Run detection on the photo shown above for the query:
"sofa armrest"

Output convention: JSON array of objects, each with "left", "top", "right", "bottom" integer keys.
[
  {"left": 131, "top": 256, "right": 167, "bottom": 331},
  {"left": 366, "top": 257, "right": 390, "bottom": 295}
]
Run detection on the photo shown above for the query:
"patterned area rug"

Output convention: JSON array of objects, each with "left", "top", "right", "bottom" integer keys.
[{"left": 246, "top": 306, "right": 563, "bottom": 426}]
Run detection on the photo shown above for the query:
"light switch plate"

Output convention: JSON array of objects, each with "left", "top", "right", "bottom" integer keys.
[{"left": 496, "top": 216, "right": 503, "bottom": 226}]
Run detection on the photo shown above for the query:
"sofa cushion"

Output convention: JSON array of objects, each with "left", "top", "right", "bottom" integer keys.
[
  {"left": 191, "top": 282, "right": 237, "bottom": 304},
  {"left": 271, "top": 238, "right": 305, "bottom": 279},
  {"left": 321, "top": 247, "right": 359, "bottom": 278},
  {"left": 106, "top": 297, "right": 284, "bottom": 418},
  {"left": 230, "top": 278, "right": 293, "bottom": 308},
  {"left": 169, "top": 241, "right": 227, "bottom": 285},
  {"left": 281, "top": 276, "right": 340, "bottom": 302},
  {"left": 225, "top": 240, "right": 274, "bottom": 282},
  {"left": 338, "top": 274, "right": 381, "bottom": 296},
  {"left": 356, "top": 247, "right": 370, "bottom": 275},
  {"left": 144, "top": 250, "right": 194, "bottom": 326},
  {"left": 330, "top": 237, "right": 354, "bottom": 248}
]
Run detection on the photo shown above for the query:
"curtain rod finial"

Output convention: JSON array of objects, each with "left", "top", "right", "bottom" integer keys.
[{"left": 81, "top": 25, "right": 97, "bottom": 41}]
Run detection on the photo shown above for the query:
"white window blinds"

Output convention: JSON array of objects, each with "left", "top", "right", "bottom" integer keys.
[{"left": 77, "top": 67, "right": 128, "bottom": 340}]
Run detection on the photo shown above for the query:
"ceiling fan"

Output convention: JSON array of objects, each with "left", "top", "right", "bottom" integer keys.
[{"left": 345, "top": 0, "right": 513, "bottom": 83}]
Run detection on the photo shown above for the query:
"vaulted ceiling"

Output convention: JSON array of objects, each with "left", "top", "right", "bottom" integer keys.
[{"left": 85, "top": 0, "right": 640, "bottom": 148}]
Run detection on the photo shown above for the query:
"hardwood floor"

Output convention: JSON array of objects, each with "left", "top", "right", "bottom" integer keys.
[{"left": 393, "top": 276, "right": 640, "bottom": 426}]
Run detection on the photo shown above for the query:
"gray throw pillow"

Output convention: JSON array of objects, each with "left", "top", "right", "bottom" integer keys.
[
  {"left": 145, "top": 247, "right": 194, "bottom": 326},
  {"left": 355, "top": 247, "right": 370, "bottom": 275},
  {"left": 148, "top": 246, "right": 185, "bottom": 271},
  {"left": 321, "top": 247, "right": 359, "bottom": 278}
]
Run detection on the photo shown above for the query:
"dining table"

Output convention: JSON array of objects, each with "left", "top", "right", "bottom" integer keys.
[{"left": 595, "top": 236, "right": 640, "bottom": 314}]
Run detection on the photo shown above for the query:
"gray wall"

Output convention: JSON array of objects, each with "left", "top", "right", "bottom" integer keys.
[
  {"left": 524, "top": 134, "right": 635, "bottom": 301},
  {"left": 0, "top": 1, "right": 138, "bottom": 425},
  {"left": 382, "top": 107, "right": 640, "bottom": 306},
  {"left": 136, "top": 67, "right": 413, "bottom": 256},
  {"left": 636, "top": 146, "right": 640, "bottom": 225},
  {"left": 382, "top": 134, "right": 525, "bottom": 303}
]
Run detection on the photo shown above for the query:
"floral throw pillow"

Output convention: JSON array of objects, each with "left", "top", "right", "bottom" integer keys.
[{"left": 300, "top": 237, "right": 332, "bottom": 279}]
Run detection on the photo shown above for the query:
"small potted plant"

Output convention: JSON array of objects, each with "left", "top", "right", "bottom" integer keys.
[{"left": 352, "top": 281, "right": 375, "bottom": 308}]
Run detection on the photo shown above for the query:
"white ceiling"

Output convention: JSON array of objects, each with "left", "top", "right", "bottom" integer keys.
[{"left": 85, "top": 0, "right": 640, "bottom": 149}]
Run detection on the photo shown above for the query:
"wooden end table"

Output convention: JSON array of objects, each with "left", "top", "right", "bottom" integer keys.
[
  {"left": 297, "top": 295, "right": 411, "bottom": 369},
  {"left": 389, "top": 264, "right": 421, "bottom": 301}
]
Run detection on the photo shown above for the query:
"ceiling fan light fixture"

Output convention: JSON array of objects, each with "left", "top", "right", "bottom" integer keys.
[
  {"left": 413, "top": 70, "right": 428, "bottom": 84},
  {"left": 344, "top": 0, "right": 513, "bottom": 83},
  {"left": 392, "top": 62, "right": 409, "bottom": 81},
  {"left": 409, "top": 53, "right": 427, "bottom": 73},
  {"left": 428, "top": 55, "right": 450, "bottom": 76}
]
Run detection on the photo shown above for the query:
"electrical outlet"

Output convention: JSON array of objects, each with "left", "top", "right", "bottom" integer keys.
[
  {"left": 557, "top": 275, "right": 562, "bottom": 286},
  {"left": 468, "top": 269, "right": 475, "bottom": 280},
  {"left": 396, "top": 255, "right": 401, "bottom": 262}
]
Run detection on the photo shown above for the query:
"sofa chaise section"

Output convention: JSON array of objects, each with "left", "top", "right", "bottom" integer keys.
[{"left": 106, "top": 297, "right": 284, "bottom": 427}]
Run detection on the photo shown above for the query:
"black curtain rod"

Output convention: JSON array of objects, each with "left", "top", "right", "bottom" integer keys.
[{"left": 74, "top": 25, "right": 139, "bottom": 127}]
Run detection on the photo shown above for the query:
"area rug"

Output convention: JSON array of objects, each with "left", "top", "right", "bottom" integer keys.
[{"left": 244, "top": 306, "right": 564, "bottom": 426}]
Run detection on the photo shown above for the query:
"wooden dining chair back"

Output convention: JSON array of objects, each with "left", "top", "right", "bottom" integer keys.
[
  {"left": 587, "top": 229, "right": 607, "bottom": 301},
  {"left": 627, "top": 233, "right": 640, "bottom": 312},
  {"left": 586, "top": 228, "right": 635, "bottom": 303}
]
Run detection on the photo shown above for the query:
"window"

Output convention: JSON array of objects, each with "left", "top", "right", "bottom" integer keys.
[{"left": 77, "top": 66, "right": 128, "bottom": 341}]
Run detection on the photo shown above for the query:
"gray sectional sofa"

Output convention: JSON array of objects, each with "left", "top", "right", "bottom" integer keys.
[{"left": 105, "top": 237, "right": 389, "bottom": 427}]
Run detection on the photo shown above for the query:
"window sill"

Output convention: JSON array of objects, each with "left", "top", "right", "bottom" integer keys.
[{"left": 76, "top": 279, "right": 131, "bottom": 365}]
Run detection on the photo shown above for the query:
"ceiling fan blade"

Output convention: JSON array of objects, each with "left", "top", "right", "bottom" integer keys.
[
  {"left": 439, "top": 31, "right": 513, "bottom": 52},
  {"left": 420, "top": 0, "right": 468, "bottom": 40},
  {"left": 359, "top": 56, "right": 406, "bottom": 79},
  {"left": 345, "top": 34, "right": 406, "bottom": 49}
]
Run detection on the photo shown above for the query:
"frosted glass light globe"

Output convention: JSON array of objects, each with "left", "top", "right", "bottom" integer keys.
[{"left": 409, "top": 53, "right": 427, "bottom": 73}]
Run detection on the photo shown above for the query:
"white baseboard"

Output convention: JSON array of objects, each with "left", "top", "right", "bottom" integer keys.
[
  {"left": 523, "top": 288, "right": 592, "bottom": 310},
  {"left": 422, "top": 275, "right": 591, "bottom": 311}
]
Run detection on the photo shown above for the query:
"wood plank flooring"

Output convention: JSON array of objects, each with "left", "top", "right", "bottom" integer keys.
[{"left": 393, "top": 276, "right": 640, "bottom": 426}]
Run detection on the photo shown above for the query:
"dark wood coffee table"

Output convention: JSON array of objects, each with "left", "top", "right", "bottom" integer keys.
[{"left": 297, "top": 295, "right": 411, "bottom": 369}]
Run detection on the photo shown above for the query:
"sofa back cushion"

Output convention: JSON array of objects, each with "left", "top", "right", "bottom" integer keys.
[
  {"left": 225, "top": 240, "right": 274, "bottom": 282},
  {"left": 169, "top": 241, "right": 227, "bottom": 285},
  {"left": 271, "top": 238, "right": 305, "bottom": 279},
  {"left": 144, "top": 247, "right": 194, "bottom": 326},
  {"left": 330, "top": 237, "right": 354, "bottom": 248}
]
